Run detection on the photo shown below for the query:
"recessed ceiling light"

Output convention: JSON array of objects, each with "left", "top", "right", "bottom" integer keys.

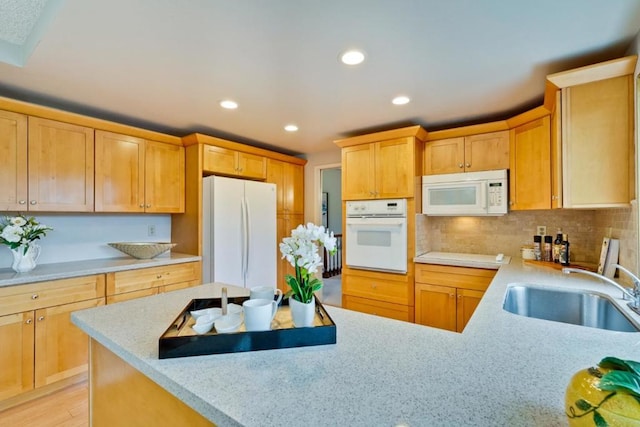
[
  {"left": 219, "top": 100, "right": 238, "bottom": 109},
  {"left": 340, "top": 49, "right": 365, "bottom": 65},
  {"left": 284, "top": 124, "right": 299, "bottom": 132},
  {"left": 392, "top": 96, "right": 411, "bottom": 105}
]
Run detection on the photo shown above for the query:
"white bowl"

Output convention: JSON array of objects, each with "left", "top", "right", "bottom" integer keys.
[
  {"left": 190, "top": 307, "right": 222, "bottom": 320},
  {"left": 226, "top": 303, "right": 242, "bottom": 316},
  {"left": 108, "top": 242, "right": 176, "bottom": 259},
  {"left": 192, "top": 316, "right": 215, "bottom": 334},
  {"left": 215, "top": 314, "right": 242, "bottom": 334}
]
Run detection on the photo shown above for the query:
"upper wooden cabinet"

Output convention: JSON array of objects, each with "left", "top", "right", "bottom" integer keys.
[
  {"left": 95, "top": 131, "right": 185, "bottom": 213},
  {"left": 546, "top": 55, "right": 636, "bottom": 208},
  {"left": 266, "top": 158, "right": 304, "bottom": 215},
  {"left": 203, "top": 145, "right": 266, "bottom": 180},
  {"left": 424, "top": 130, "right": 509, "bottom": 175},
  {"left": 0, "top": 110, "right": 27, "bottom": 211},
  {"left": 509, "top": 116, "right": 552, "bottom": 210},
  {"left": 1, "top": 113, "right": 96, "bottom": 213},
  {"left": 336, "top": 126, "right": 426, "bottom": 201}
]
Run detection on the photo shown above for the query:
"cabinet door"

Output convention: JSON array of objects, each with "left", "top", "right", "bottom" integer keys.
[
  {"left": 414, "top": 283, "right": 456, "bottom": 332},
  {"left": 342, "top": 294, "right": 413, "bottom": 322},
  {"left": 202, "top": 145, "right": 237, "bottom": 175},
  {"left": 424, "top": 137, "right": 464, "bottom": 175},
  {"left": 562, "top": 75, "right": 633, "bottom": 207},
  {"left": 267, "top": 159, "right": 286, "bottom": 212},
  {"left": 456, "top": 289, "right": 484, "bottom": 332},
  {"left": 0, "top": 311, "right": 34, "bottom": 400},
  {"left": 342, "top": 144, "right": 375, "bottom": 200},
  {"left": 0, "top": 110, "right": 28, "bottom": 211},
  {"left": 464, "top": 130, "right": 509, "bottom": 172},
  {"left": 509, "top": 116, "right": 551, "bottom": 210},
  {"left": 145, "top": 141, "right": 185, "bottom": 213},
  {"left": 94, "top": 130, "right": 145, "bottom": 212},
  {"left": 34, "top": 298, "right": 104, "bottom": 388},
  {"left": 375, "top": 138, "right": 414, "bottom": 198},
  {"left": 276, "top": 214, "right": 304, "bottom": 292},
  {"left": 268, "top": 160, "right": 304, "bottom": 214},
  {"left": 237, "top": 152, "right": 266, "bottom": 180},
  {"left": 27, "top": 117, "right": 94, "bottom": 212}
]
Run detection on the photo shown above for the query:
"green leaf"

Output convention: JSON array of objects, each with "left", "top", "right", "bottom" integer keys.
[
  {"left": 599, "top": 371, "right": 640, "bottom": 398},
  {"left": 599, "top": 357, "right": 640, "bottom": 376},
  {"left": 593, "top": 410, "right": 608, "bottom": 427},
  {"left": 575, "top": 399, "right": 593, "bottom": 411}
]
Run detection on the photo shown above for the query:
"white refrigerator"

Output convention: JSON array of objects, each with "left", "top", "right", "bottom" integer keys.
[{"left": 202, "top": 176, "right": 277, "bottom": 288}]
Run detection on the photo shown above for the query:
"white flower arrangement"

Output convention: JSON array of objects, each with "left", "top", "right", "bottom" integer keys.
[
  {"left": 0, "top": 215, "right": 52, "bottom": 254},
  {"left": 279, "top": 223, "right": 337, "bottom": 304}
]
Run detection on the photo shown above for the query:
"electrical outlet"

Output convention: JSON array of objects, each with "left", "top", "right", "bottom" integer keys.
[
  {"left": 148, "top": 225, "right": 156, "bottom": 237},
  {"left": 536, "top": 225, "right": 546, "bottom": 236}
]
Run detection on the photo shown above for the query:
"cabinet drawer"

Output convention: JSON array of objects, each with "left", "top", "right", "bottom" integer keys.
[
  {"left": 0, "top": 275, "right": 105, "bottom": 316},
  {"left": 106, "top": 262, "right": 200, "bottom": 296},
  {"left": 106, "top": 288, "right": 158, "bottom": 304},
  {"left": 414, "top": 263, "right": 495, "bottom": 292},
  {"left": 343, "top": 274, "right": 411, "bottom": 305},
  {"left": 343, "top": 295, "right": 413, "bottom": 322}
]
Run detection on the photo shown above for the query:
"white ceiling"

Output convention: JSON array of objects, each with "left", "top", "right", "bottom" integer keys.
[{"left": 1, "top": 0, "right": 640, "bottom": 155}]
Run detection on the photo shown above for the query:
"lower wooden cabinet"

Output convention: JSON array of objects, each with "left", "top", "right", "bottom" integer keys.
[
  {"left": 106, "top": 261, "right": 201, "bottom": 303},
  {"left": 0, "top": 275, "right": 105, "bottom": 402},
  {"left": 414, "top": 263, "right": 495, "bottom": 332},
  {"left": 276, "top": 214, "right": 304, "bottom": 293},
  {"left": 342, "top": 270, "right": 414, "bottom": 322}
]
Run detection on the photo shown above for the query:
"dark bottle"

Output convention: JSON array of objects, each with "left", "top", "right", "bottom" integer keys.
[
  {"left": 560, "top": 234, "right": 570, "bottom": 266},
  {"left": 553, "top": 230, "right": 563, "bottom": 263},
  {"left": 543, "top": 235, "right": 553, "bottom": 262}
]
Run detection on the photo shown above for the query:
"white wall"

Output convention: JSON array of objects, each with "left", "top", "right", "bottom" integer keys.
[
  {"left": 322, "top": 168, "right": 342, "bottom": 234},
  {"left": 303, "top": 148, "right": 341, "bottom": 223},
  {"left": 0, "top": 213, "right": 171, "bottom": 268}
]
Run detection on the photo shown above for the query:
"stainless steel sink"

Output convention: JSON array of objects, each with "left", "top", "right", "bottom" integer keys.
[{"left": 503, "top": 284, "right": 639, "bottom": 332}]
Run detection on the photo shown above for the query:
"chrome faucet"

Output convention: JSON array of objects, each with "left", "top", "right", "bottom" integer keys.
[{"left": 562, "top": 266, "right": 640, "bottom": 314}]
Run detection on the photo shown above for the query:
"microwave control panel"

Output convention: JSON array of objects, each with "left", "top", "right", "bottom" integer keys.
[{"left": 488, "top": 181, "right": 505, "bottom": 208}]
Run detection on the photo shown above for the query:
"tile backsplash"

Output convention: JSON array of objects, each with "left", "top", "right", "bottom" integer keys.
[{"left": 416, "top": 201, "right": 638, "bottom": 273}]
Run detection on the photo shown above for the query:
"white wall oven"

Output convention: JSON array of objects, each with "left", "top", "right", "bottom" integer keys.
[{"left": 345, "top": 199, "right": 407, "bottom": 274}]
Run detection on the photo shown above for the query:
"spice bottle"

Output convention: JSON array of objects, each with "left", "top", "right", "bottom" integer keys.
[
  {"left": 560, "top": 234, "right": 570, "bottom": 266},
  {"left": 533, "top": 235, "right": 542, "bottom": 261},
  {"left": 553, "top": 229, "right": 563, "bottom": 263},
  {"left": 543, "top": 235, "right": 553, "bottom": 262}
]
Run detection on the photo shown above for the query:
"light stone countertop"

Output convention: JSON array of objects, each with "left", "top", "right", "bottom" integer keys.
[
  {"left": 414, "top": 251, "right": 512, "bottom": 269},
  {"left": 0, "top": 252, "right": 201, "bottom": 287},
  {"left": 71, "top": 260, "right": 640, "bottom": 427}
]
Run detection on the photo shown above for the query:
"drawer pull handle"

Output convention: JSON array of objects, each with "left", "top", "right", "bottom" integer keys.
[
  {"left": 157, "top": 275, "right": 162, "bottom": 279},
  {"left": 38, "top": 316, "right": 45, "bottom": 321},
  {"left": 26, "top": 318, "right": 32, "bottom": 324},
  {"left": 19, "top": 200, "right": 26, "bottom": 205},
  {"left": 31, "top": 294, "right": 39, "bottom": 300},
  {"left": 30, "top": 200, "right": 37, "bottom": 205}
]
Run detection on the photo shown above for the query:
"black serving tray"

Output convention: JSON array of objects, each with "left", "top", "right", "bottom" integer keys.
[{"left": 158, "top": 296, "right": 336, "bottom": 359}]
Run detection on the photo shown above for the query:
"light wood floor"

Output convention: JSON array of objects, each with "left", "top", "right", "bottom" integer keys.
[{"left": 0, "top": 382, "right": 88, "bottom": 427}]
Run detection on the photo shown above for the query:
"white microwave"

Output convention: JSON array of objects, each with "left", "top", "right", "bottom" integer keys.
[{"left": 422, "top": 169, "right": 508, "bottom": 216}]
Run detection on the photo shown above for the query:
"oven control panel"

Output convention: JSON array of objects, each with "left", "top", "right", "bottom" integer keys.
[{"left": 346, "top": 199, "right": 407, "bottom": 217}]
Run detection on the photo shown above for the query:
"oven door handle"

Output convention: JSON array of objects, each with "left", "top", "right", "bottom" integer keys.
[{"left": 346, "top": 217, "right": 405, "bottom": 226}]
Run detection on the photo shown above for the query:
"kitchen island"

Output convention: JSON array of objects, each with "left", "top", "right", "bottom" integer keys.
[{"left": 71, "top": 260, "right": 640, "bottom": 426}]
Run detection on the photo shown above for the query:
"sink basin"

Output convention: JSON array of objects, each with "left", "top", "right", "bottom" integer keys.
[{"left": 503, "top": 284, "right": 639, "bottom": 332}]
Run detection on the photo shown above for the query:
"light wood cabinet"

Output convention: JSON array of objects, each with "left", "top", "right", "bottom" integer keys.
[
  {"left": 414, "top": 263, "right": 495, "bottom": 332},
  {"left": 95, "top": 130, "right": 185, "bottom": 213},
  {"left": 341, "top": 137, "right": 415, "bottom": 200},
  {"left": 267, "top": 159, "right": 304, "bottom": 214},
  {"left": 509, "top": 116, "right": 552, "bottom": 210},
  {"left": 203, "top": 145, "right": 266, "bottom": 180},
  {"left": 0, "top": 110, "right": 28, "bottom": 211},
  {"left": 276, "top": 214, "right": 304, "bottom": 292},
  {"left": 424, "top": 131, "right": 509, "bottom": 175},
  {"left": 342, "top": 270, "right": 415, "bottom": 322},
  {"left": 0, "top": 274, "right": 105, "bottom": 401},
  {"left": 546, "top": 55, "right": 636, "bottom": 208},
  {"left": 15, "top": 117, "right": 95, "bottom": 212},
  {"left": 106, "top": 261, "right": 201, "bottom": 303}
]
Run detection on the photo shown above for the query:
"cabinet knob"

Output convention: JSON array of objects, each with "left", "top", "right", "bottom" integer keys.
[
  {"left": 29, "top": 200, "right": 37, "bottom": 205},
  {"left": 19, "top": 200, "right": 26, "bottom": 205},
  {"left": 156, "top": 274, "right": 162, "bottom": 279},
  {"left": 449, "top": 293, "right": 455, "bottom": 298},
  {"left": 552, "top": 195, "right": 558, "bottom": 200},
  {"left": 139, "top": 204, "right": 145, "bottom": 208},
  {"left": 31, "top": 294, "right": 39, "bottom": 300},
  {"left": 371, "top": 284, "right": 377, "bottom": 289},
  {"left": 38, "top": 316, "right": 45, "bottom": 321},
  {"left": 509, "top": 201, "right": 514, "bottom": 205},
  {"left": 457, "top": 294, "right": 462, "bottom": 299},
  {"left": 466, "top": 163, "right": 471, "bottom": 168},
  {"left": 458, "top": 163, "right": 463, "bottom": 168},
  {"left": 146, "top": 204, "right": 151, "bottom": 208},
  {"left": 26, "top": 318, "right": 33, "bottom": 324}
]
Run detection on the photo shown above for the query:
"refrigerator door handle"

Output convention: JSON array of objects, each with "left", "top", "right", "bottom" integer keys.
[
  {"left": 240, "top": 197, "right": 247, "bottom": 281},
  {"left": 244, "top": 195, "right": 251, "bottom": 283}
]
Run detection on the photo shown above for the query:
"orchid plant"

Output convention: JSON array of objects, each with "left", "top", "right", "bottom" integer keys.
[
  {"left": 279, "top": 223, "right": 337, "bottom": 304},
  {"left": 0, "top": 215, "right": 52, "bottom": 254}
]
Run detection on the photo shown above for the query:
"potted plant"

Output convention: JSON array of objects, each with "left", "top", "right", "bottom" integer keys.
[
  {"left": 279, "top": 223, "right": 337, "bottom": 327},
  {"left": 0, "top": 214, "right": 52, "bottom": 273},
  {"left": 566, "top": 356, "right": 640, "bottom": 426}
]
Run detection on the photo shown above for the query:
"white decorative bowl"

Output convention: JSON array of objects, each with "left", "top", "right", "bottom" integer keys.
[{"left": 108, "top": 242, "right": 176, "bottom": 259}]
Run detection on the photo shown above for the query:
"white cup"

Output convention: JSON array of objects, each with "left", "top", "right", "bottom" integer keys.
[
  {"left": 242, "top": 299, "right": 278, "bottom": 331},
  {"left": 250, "top": 286, "right": 283, "bottom": 305}
]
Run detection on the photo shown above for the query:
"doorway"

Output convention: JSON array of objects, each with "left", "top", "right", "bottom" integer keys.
[{"left": 315, "top": 163, "right": 342, "bottom": 306}]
